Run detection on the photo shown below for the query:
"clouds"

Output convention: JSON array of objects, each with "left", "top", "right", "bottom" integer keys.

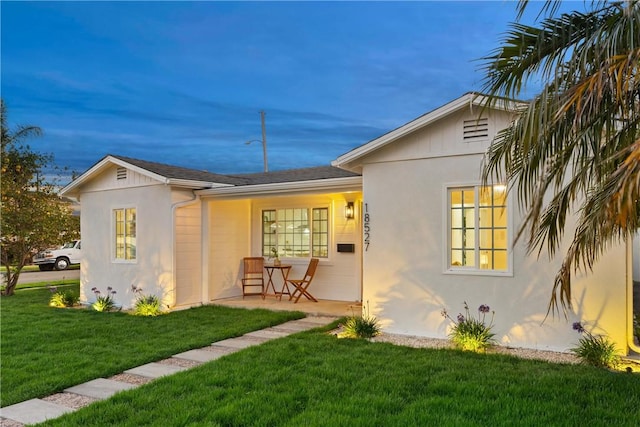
[{"left": 2, "top": 1, "right": 531, "bottom": 180}]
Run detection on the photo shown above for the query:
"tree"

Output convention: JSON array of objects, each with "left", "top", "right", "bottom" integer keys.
[
  {"left": 1, "top": 100, "right": 80, "bottom": 296},
  {"left": 480, "top": 0, "right": 640, "bottom": 315}
]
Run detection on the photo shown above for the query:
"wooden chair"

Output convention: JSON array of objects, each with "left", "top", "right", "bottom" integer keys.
[
  {"left": 242, "top": 257, "right": 265, "bottom": 298},
  {"left": 286, "top": 258, "right": 319, "bottom": 303}
]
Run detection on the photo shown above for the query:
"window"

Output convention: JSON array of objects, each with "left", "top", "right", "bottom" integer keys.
[
  {"left": 114, "top": 208, "right": 136, "bottom": 260},
  {"left": 449, "top": 186, "right": 507, "bottom": 271},
  {"left": 262, "top": 207, "right": 329, "bottom": 258}
]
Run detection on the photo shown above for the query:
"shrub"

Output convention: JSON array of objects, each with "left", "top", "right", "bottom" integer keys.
[
  {"left": 48, "top": 286, "right": 79, "bottom": 308},
  {"left": 571, "top": 322, "right": 619, "bottom": 368},
  {"left": 442, "top": 302, "right": 495, "bottom": 352},
  {"left": 340, "top": 304, "right": 380, "bottom": 339},
  {"left": 131, "top": 285, "right": 162, "bottom": 317},
  {"left": 634, "top": 314, "right": 640, "bottom": 345},
  {"left": 91, "top": 286, "right": 117, "bottom": 312}
]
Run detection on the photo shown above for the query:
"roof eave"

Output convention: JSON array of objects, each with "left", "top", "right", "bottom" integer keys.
[
  {"left": 196, "top": 176, "right": 362, "bottom": 198},
  {"left": 332, "top": 93, "right": 525, "bottom": 168}
]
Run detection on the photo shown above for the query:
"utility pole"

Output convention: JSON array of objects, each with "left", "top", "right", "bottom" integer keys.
[
  {"left": 246, "top": 111, "right": 269, "bottom": 172},
  {"left": 260, "top": 110, "right": 268, "bottom": 172}
]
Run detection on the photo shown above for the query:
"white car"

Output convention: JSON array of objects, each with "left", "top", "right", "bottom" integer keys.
[{"left": 33, "top": 240, "right": 82, "bottom": 271}]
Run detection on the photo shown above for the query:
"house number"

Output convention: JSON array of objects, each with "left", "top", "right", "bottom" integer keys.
[{"left": 363, "top": 203, "right": 371, "bottom": 251}]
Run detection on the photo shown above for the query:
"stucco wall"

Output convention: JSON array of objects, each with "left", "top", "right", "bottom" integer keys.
[
  {"left": 79, "top": 184, "right": 175, "bottom": 309},
  {"left": 358, "top": 106, "right": 628, "bottom": 353}
]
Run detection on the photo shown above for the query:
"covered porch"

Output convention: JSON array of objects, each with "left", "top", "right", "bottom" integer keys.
[{"left": 212, "top": 296, "right": 360, "bottom": 318}]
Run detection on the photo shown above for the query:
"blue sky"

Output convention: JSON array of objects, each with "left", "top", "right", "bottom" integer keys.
[{"left": 2, "top": 1, "right": 558, "bottom": 180}]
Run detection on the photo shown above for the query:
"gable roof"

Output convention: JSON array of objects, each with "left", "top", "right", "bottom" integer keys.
[
  {"left": 332, "top": 92, "right": 524, "bottom": 171},
  {"left": 61, "top": 154, "right": 361, "bottom": 198},
  {"left": 112, "top": 155, "right": 249, "bottom": 186}
]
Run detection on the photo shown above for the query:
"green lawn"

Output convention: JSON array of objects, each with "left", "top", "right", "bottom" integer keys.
[
  {"left": 40, "top": 329, "right": 640, "bottom": 426},
  {"left": 0, "top": 284, "right": 304, "bottom": 407},
  {"left": 4, "top": 284, "right": 640, "bottom": 426}
]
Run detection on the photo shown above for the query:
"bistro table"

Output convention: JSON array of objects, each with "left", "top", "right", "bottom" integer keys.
[{"left": 264, "top": 264, "right": 292, "bottom": 299}]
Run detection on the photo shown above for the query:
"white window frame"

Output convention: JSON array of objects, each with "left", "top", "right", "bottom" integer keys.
[
  {"left": 112, "top": 206, "right": 137, "bottom": 263},
  {"left": 261, "top": 205, "right": 330, "bottom": 260},
  {"left": 443, "top": 183, "right": 513, "bottom": 277}
]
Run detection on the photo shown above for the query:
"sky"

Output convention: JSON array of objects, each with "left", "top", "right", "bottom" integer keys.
[{"left": 2, "top": 1, "right": 565, "bottom": 181}]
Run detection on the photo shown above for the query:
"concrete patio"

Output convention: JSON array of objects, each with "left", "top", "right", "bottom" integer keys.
[{"left": 210, "top": 296, "right": 360, "bottom": 318}]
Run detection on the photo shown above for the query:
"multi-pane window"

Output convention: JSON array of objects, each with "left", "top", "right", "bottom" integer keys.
[
  {"left": 262, "top": 207, "right": 329, "bottom": 258},
  {"left": 114, "top": 208, "right": 136, "bottom": 260},
  {"left": 449, "top": 186, "right": 507, "bottom": 271}
]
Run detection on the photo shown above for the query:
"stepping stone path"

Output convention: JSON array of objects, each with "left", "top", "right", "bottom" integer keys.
[{"left": 0, "top": 316, "right": 336, "bottom": 426}]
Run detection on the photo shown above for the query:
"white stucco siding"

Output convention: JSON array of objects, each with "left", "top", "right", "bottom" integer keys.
[
  {"left": 174, "top": 200, "right": 202, "bottom": 307},
  {"left": 79, "top": 184, "right": 174, "bottom": 309},
  {"left": 207, "top": 199, "right": 252, "bottom": 300},
  {"left": 361, "top": 153, "right": 628, "bottom": 352}
]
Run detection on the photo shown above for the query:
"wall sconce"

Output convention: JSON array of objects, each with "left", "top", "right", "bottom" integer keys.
[{"left": 345, "top": 202, "right": 355, "bottom": 219}]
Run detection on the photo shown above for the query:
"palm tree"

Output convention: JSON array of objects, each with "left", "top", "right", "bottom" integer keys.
[{"left": 480, "top": 1, "right": 640, "bottom": 315}]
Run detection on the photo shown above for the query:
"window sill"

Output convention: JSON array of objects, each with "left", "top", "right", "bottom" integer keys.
[{"left": 443, "top": 268, "right": 513, "bottom": 278}]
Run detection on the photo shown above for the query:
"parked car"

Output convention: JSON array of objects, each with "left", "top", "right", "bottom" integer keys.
[{"left": 33, "top": 240, "right": 82, "bottom": 271}]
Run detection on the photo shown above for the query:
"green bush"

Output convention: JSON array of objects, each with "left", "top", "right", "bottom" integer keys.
[
  {"left": 442, "top": 302, "right": 495, "bottom": 352},
  {"left": 91, "top": 286, "right": 117, "bottom": 312},
  {"left": 48, "top": 287, "right": 79, "bottom": 308},
  {"left": 132, "top": 285, "right": 162, "bottom": 316},
  {"left": 571, "top": 322, "right": 619, "bottom": 368},
  {"left": 634, "top": 314, "right": 640, "bottom": 345},
  {"left": 340, "top": 304, "right": 380, "bottom": 338}
]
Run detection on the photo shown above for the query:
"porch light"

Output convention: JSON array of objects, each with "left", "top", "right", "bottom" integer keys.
[{"left": 345, "top": 202, "right": 355, "bottom": 219}]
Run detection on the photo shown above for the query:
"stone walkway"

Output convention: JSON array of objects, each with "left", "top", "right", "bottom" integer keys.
[{"left": 0, "top": 316, "right": 336, "bottom": 426}]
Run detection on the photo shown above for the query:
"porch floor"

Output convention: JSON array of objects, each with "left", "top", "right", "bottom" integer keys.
[{"left": 211, "top": 295, "right": 361, "bottom": 318}]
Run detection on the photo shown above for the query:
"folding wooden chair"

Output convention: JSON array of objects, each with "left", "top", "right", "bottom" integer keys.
[
  {"left": 242, "top": 257, "right": 265, "bottom": 299},
  {"left": 286, "top": 258, "right": 319, "bottom": 303}
]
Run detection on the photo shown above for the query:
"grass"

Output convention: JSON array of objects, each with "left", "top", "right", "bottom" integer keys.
[
  {"left": 0, "top": 284, "right": 304, "bottom": 407},
  {"left": 39, "top": 329, "right": 640, "bottom": 426}
]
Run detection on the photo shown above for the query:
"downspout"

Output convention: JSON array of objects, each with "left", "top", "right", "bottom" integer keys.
[
  {"left": 171, "top": 191, "right": 199, "bottom": 309},
  {"left": 627, "top": 235, "right": 640, "bottom": 354}
]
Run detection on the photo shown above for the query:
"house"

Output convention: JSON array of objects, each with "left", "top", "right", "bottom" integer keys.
[
  {"left": 62, "top": 93, "right": 637, "bottom": 355},
  {"left": 60, "top": 156, "right": 363, "bottom": 309},
  {"left": 333, "top": 92, "right": 635, "bottom": 354}
]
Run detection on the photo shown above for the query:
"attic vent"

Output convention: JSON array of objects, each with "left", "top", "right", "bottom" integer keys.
[
  {"left": 116, "top": 167, "right": 127, "bottom": 180},
  {"left": 463, "top": 118, "right": 489, "bottom": 141}
]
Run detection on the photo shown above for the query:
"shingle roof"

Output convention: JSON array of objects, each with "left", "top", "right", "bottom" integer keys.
[
  {"left": 111, "top": 155, "right": 360, "bottom": 187},
  {"left": 231, "top": 166, "right": 360, "bottom": 185},
  {"left": 111, "top": 155, "right": 249, "bottom": 185}
]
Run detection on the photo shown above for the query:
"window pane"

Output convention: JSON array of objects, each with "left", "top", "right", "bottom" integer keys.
[
  {"left": 463, "top": 250, "right": 475, "bottom": 267},
  {"left": 464, "top": 229, "right": 475, "bottom": 247},
  {"left": 451, "top": 229, "right": 463, "bottom": 248},
  {"left": 479, "top": 229, "right": 493, "bottom": 248},
  {"left": 479, "top": 208, "right": 492, "bottom": 227},
  {"left": 480, "top": 251, "right": 491, "bottom": 269},
  {"left": 494, "top": 250, "right": 508, "bottom": 270},
  {"left": 494, "top": 207, "right": 507, "bottom": 227},
  {"left": 494, "top": 229, "right": 508, "bottom": 249},
  {"left": 451, "top": 249, "right": 463, "bottom": 266},
  {"left": 463, "top": 190, "right": 475, "bottom": 205}
]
